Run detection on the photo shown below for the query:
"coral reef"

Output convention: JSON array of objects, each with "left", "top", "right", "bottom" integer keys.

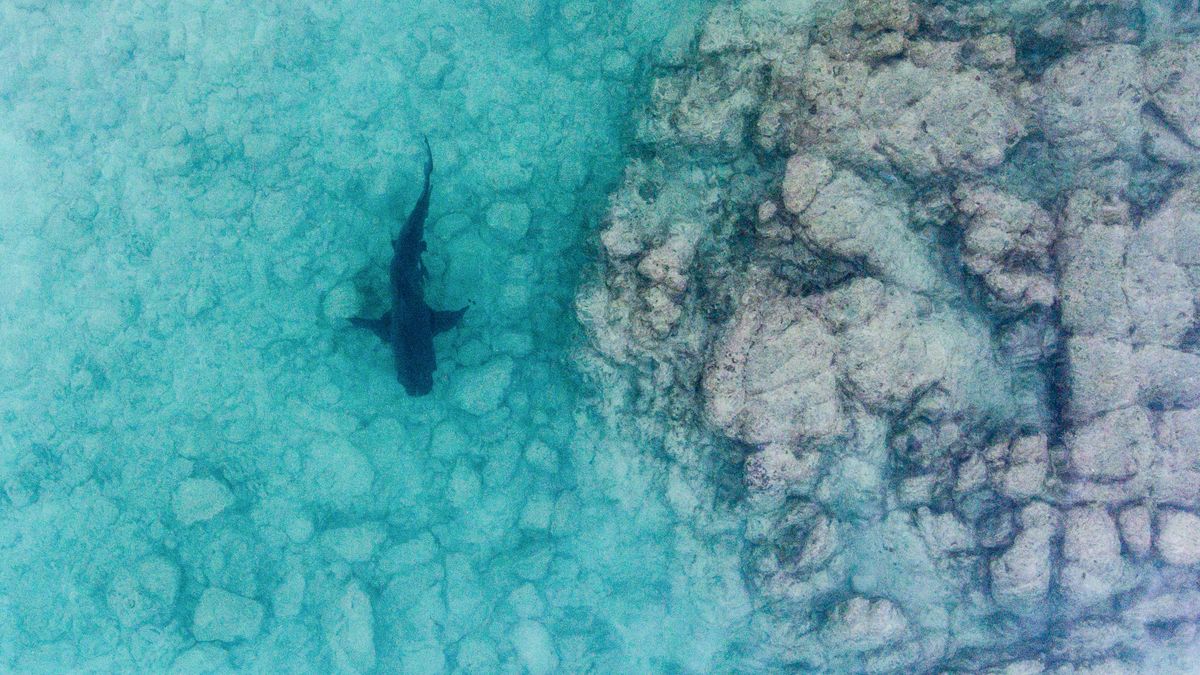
[{"left": 579, "top": 0, "right": 1200, "bottom": 670}]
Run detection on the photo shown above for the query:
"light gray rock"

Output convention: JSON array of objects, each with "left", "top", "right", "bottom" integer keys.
[
  {"left": 795, "top": 171, "right": 942, "bottom": 293},
  {"left": 1153, "top": 177, "right": 1200, "bottom": 283},
  {"left": 1057, "top": 192, "right": 1132, "bottom": 339},
  {"left": 916, "top": 507, "right": 974, "bottom": 554},
  {"left": 954, "top": 185, "right": 1055, "bottom": 311},
  {"left": 451, "top": 356, "right": 514, "bottom": 415},
  {"left": 991, "top": 502, "right": 1057, "bottom": 612},
  {"left": 743, "top": 446, "right": 822, "bottom": 497},
  {"left": 1157, "top": 509, "right": 1200, "bottom": 566},
  {"left": 325, "top": 581, "right": 376, "bottom": 674},
  {"left": 703, "top": 285, "right": 844, "bottom": 448},
  {"left": 782, "top": 153, "right": 834, "bottom": 214},
  {"left": 192, "top": 587, "right": 264, "bottom": 643},
  {"left": 1152, "top": 408, "right": 1200, "bottom": 508},
  {"left": 1060, "top": 506, "right": 1129, "bottom": 608},
  {"left": 1036, "top": 45, "right": 1144, "bottom": 163},
  {"left": 1117, "top": 504, "right": 1152, "bottom": 557},
  {"left": 815, "top": 278, "right": 992, "bottom": 416},
  {"left": 852, "top": 0, "right": 915, "bottom": 34},
  {"left": 776, "top": 507, "right": 842, "bottom": 577},
  {"left": 793, "top": 45, "right": 872, "bottom": 161},
  {"left": 636, "top": 232, "right": 697, "bottom": 293},
  {"left": 1124, "top": 589, "right": 1200, "bottom": 626},
  {"left": 642, "top": 58, "right": 764, "bottom": 153},
  {"left": 1123, "top": 210, "right": 1195, "bottom": 347},
  {"left": 1134, "top": 346, "right": 1200, "bottom": 410},
  {"left": 697, "top": 0, "right": 814, "bottom": 58},
  {"left": 1144, "top": 41, "right": 1200, "bottom": 147},
  {"left": 173, "top": 477, "right": 233, "bottom": 525},
  {"left": 877, "top": 68, "right": 1024, "bottom": 177},
  {"left": 820, "top": 596, "right": 908, "bottom": 653},
  {"left": 1065, "top": 406, "right": 1152, "bottom": 482},
  {"left": 1063, "top": 337, "right": 1138, "bottom": 423},
  {"left": 485, "top": 202, "right": 531, "bottom": 242},
  {"left": 991, "top": 434, "right": 1049, "bottom": 501},
  {"left": 304, "top": 439, "right": 375, "bottom": 506},
  {"left": 1144, "top": 108, "right": 1200, "bottom": 166}
]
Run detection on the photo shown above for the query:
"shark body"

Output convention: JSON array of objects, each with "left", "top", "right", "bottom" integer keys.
[{"left": 352, "top": 138, "right": 467, "bottom": 396}]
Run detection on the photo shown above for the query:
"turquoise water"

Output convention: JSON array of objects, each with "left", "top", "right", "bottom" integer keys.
[{"left": 0, "top": 1, "right": 770, "bottom": 671}]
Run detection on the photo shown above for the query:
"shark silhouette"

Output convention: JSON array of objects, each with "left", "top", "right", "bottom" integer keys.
[{"left": 351, "top": 138, "right": 467, "bottom": 396}]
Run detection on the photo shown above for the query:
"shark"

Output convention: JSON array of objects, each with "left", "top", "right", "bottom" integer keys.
[{"left": 351, "top": 138, "right": 467, "bottom": 396}]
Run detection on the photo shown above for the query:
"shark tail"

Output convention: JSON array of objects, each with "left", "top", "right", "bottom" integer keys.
[{"left": 421, "top": 135, "right": 433, "bottom": 178}]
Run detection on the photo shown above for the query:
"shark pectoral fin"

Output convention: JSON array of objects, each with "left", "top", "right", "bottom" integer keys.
[
  {"left": 350, "top": 312, "right": 392, "bottom": 343},
  {"left": 431, "top": 306, "right": 467, "bottom": 336}
]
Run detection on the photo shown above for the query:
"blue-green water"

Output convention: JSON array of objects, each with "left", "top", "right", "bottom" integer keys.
[
  {"left": 11, "top": 1, "right": 1200, "bottom": 673},
  {"left": 0, "top": 1, "right": 763, "bottom": 671}
]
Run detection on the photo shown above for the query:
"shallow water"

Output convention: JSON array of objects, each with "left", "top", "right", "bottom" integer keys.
[
  {"left": 12, "top": 0, "right": 1200, "bottom": 672},
  {"left": 0, "top": 1, "right": 773, "bottom": 672}
]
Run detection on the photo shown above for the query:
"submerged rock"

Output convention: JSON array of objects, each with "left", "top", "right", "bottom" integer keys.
[
  {"left": 192, "top": 587, "right": 264, "bottom": 643},
  {"left": 1157, "top": 510, "right": 1200, "bottom": 566},
  {"left": 1035, "top": 44, "right": 1144, "bottom": 163},
  {"left": 577, "top": 0, "right": 1200, "bottom": 670},
  {"left": 703, "top": 284, "right": 842, "bottom": 449}
]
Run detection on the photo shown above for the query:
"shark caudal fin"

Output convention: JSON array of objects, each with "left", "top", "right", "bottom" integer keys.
[
  {"left": 421, "top": 135, "right": 433, "bottom": 176},
  {"left": 350, "top": 313, "right": 392, "bottom": 344},
  {"left": 431, "top": 306, "right": 467, "bottom": 336},
  {"left": 393, "top": 137, "right": 435, "bottom": 254}
]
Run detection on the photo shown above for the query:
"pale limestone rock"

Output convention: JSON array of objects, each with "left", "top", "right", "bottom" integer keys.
[
  {"left": 1152, "top": 409, "right": 1200, "bottom": 509},
  {"left": 326, "top": 581, "right": 376, "bottom": 674},
  {"left": 1157, "top": 510, "right": 1200, "bottom": 566},
  {"left": 1117, "top": 505, "right": 1152, "bottom": 557},
  {"left": 877, "top": 68, "right": 1024, "bottom": 177},
  {"left": 173, "top": 478, "right": 233, "bottom": 526},
  {"left": 856, "top": 0, "right": 915, "bottom": 34},
  {"left": 636, "top": 232, "right": 696, "bottom": 293},
  {"left": 1036, "top": 45, "right": 1144, "bottom": 163},
  {"left": 1063, "top": 337, "right": 1137, "bottom": 423},
  {"left": 821, "top": 596, "right": 908, "bottom": 653},
  {"left": 485, "top": 202, "right": 531, "bottom": 242},
  {"left": 512, "top": 620, "right": 558, "bottom": 675},
  {"left": 1144, "top": 41, "right": 1200, "bottom": 147},
  {"left": 1123, "top": 211, "right": 1195, "bottom": 347},
  {"left": 192, "top": 588, "right": 264, "bottom": 643},
  {"left": 304, "top": 439, "right": 375, "bottom": 505},
  {"left": 954, "top": 185, "right": 1055, "bottom": 311},
  {"left": 819, "top": 279, "right": 993, "bottom": 416},
  {"left": 743, "top": 446, "right": 822, "bottom": 496},
  {"left": 1057, "top": 192, "right": 1132, "bottom": 339},
  {"left": 796, "top": 171, "right": 941, "bottom": 293},
  {"left": 451, "top": 356, "right": 514, "bottom": 415},
  {"left": 781, "top": 153, "right": 834, "bottom": 215},
  {"left": 964, "top": 34, "right": 1016, "bottom": 70},
  {"left": 916, "top": 507, "right": 974, "bottom": 554},
  {"left": 319, "top": 523, "right": 387, "bottom": 563},
  {"left": 993, "top": 434, "right": 1049, "bottom": 501},
  {"left": 1065, "top": 406, "right": 1152, "bottom": 482},
  {"left": 703, "top": 286, "right": 843, "bottom": 448},
  {"left": 1061, "top": 506, "right": 1128, "bottom": 608},
  {"left": 991, "top": 502, "right": 1057, "bottom": 611},
  {"left": 642, "top": 58, "right": 763, "bottom": 153},
  {"left": 1134, "top": 346, "right": 1200, "bottom": 410}
]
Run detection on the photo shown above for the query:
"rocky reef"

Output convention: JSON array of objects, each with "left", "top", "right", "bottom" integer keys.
[{"left": 578, "top": 0, "right": 1200, "bottom": 670}]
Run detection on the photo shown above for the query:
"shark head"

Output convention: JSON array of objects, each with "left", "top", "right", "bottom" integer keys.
[
  {"left": 400, "top": 369, "right": 434, "bottom": 396},
  {"left": 400, "top": 369, "right": 433, "bottom": 397}
]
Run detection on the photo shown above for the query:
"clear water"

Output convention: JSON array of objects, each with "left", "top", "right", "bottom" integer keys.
[{"left": 0, "top": 1, "right": 772, "bottom": 672}]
